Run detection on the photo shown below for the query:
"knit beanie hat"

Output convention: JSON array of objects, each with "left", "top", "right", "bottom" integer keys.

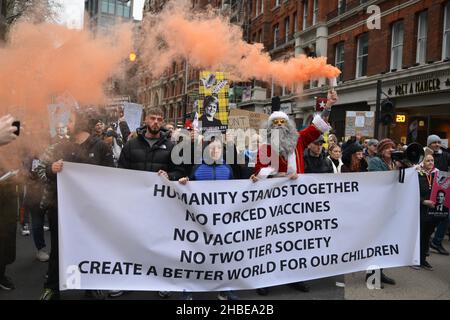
[
  {"left": 377, "top": 138, "right": 395, "bottom": 154},
  {"left": 342, "top": 142, "right": 363, "bottom": 166},
  {"left": 427, "top": 134, "right": 441, "bottom": 146}
]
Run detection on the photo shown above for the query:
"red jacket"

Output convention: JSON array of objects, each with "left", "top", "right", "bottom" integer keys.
[{"left": 255, "top": 125, "right": 321, "bottom": 175}]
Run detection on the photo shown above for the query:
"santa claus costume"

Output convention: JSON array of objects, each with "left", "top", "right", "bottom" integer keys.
[{"left": 254, "top": 112, "right": 332, "bottom": 177}]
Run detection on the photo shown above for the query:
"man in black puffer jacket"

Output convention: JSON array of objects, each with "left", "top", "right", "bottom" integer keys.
[
  {"left": 118, "top": 107, "right": 184, "bottom": 181},
  {"left": 117, "top": 107, "right": 184, "bottom": 300}
]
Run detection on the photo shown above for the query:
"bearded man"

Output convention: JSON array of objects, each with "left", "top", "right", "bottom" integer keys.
[
  {"left": 251, "top": 90, "right": 338, "bottom": 182},
  {"left": 251, "top": 90, "right": 338, "bottom": 296}
]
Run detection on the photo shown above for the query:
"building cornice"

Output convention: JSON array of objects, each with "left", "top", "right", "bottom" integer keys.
[{"left": 327, "top": 0, "right": 422, "bottom": 39}]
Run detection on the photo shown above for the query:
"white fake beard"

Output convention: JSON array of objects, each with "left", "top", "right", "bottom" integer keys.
[{"left": 268, "top": 121, "right": 298, "bottom": 159}]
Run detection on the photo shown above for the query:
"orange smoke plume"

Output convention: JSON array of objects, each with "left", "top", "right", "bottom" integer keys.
[
  {"left": 140, "top": 0, "right": 340, "bottom": 86},
  {"left": 0, "top": 20, "right": 132, "bottom": 170},
  {"left": 0, "top": 21, "right": 133, "bottom": 115}
]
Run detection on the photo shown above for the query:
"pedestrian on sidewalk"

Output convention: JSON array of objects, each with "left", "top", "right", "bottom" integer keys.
[
  {"left": 427, "top": 135, "right": 450, "bottom": 256},
  {"left": 417, "top": 154, "right": 444, "bottom": 270},
  {"left": 0, "top": 114, "right": 19, "bottom": 291},
  {"left": 37, "top": 108, "right": 114, "bottom": 300}
]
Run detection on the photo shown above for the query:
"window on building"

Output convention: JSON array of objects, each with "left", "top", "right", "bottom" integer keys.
[
  {"left": 124, "top": 2, "right": 131, "bottom": 17},
  {"left": 275, "top": 0, "right": 280, "bottom": 7},
  {"left": 108, "top": 0, "right": 115, "bottom": 14},
  {"left": 172, "top": 61, "right": 177, "bottom": 74},
  {"left": 285, "top": 17, "right": 290, "bottom": 43},
  {"left": 390, "top": 21, "right": 404, "bottom": 70},
  {"left": 416, "top": 11, "right": 427, "bottom": 64},
  {"left": 338, "top": 0, "right": 346, "bottom": 15},
  {"left": 335, "top": 42, "right": 345, "bottom": 82},
  {"left": 313, "top": 0, "right": 318, "bottom": 25},
  {"left": 443, "top": 3, "right": 450, "bottom": 60},
  {"left": 303, "top": 0, "right": 308, "bottom": 30},
  {"left": 356, "top": 33, "right": 368, "bottom": 78},
  {"left": 294, "top": 12, "right": 298, "bottom": 33},
  {"left": 273, "top": 24, "right": 279, "bottom": 49},
  {"left": 117, "top": 1, "right": 124, "bottom": 16},
  {"left": 101, "top": 0, "right": 108, "bottom": 13}
]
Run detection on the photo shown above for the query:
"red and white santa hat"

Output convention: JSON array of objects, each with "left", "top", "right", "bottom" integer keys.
[{"left": 268, "top": 111, "right": 289, "bottom": 123}]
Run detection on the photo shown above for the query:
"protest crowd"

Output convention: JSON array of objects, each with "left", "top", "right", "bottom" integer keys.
[{"left": 0, "top": 89, "right": 449, "bottom": 300}]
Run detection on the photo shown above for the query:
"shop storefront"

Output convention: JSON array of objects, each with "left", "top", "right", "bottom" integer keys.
[{"left": 383, "top": 68, "right": 450, "bottom": 147}]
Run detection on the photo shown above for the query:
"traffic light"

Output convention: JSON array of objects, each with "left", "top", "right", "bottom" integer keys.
[
  {"left": 380, "top": 99, "right": 395, "bottom": 125},
  {"left": 129, "top": 52, "right": 137, "bottom": 62}
]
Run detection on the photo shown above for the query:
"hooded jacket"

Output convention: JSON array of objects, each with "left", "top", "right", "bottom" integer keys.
[{"left": 37, "top": 135, "right": 113, "bottom": 209}]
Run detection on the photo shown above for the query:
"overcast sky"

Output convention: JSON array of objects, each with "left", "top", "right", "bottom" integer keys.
[{"left": 54, "top": 0, "right": 145, "bottom": 29}]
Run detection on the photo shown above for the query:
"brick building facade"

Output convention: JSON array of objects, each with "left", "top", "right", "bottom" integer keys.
[
  {"left": 320, "top": 0, "right": 450, "bottom": 144},
  {"left": 137, "top": 0, "right": 450, "bottom": 143},
  {"left": 138, "top": 0, "right": 231, "bottom": 125}
]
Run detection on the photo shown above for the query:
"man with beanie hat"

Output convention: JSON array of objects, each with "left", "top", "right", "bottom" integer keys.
[
  {"left": 364, "top": 139, "right": 378, "bottom": 160},
  {"left": 368, "top": 139, "right": 396, "bottom": 172},
  {"left": 427, "top": 134, "right": 449, "bottom": 172},
  {"left": 427, "top": 134, "right": 450, "bottom": 255},
  {"left": 252, "top": 90, "right": 338, "bottom": 181},
  {"left": 366, "top": 138, "right": 397, "bottom": 287}
]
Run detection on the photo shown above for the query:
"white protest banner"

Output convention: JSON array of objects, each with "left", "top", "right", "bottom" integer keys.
[{"left": 58, "top": 163, "right": 420, "bottom": 292}]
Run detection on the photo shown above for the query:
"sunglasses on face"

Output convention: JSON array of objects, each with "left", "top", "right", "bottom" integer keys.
[{"left": 272, "top": 118, "right": 287, "bottom": 125}]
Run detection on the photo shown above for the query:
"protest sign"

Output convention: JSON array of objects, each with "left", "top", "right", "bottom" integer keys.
[
  {"left": 197, "top": 71, "right": 229, "bottom": 133},
  {"left": 345, "top": 111, "right": 375, "bottom": 139},
  {"left": 429, "top": 171, "right": 449, "bottom": 218},
  {"left": 122, "top": 102, "right": 143, "bottom": 132},
  {"left": 228, "top": 109, "right": 268, "bottom": 130}
]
